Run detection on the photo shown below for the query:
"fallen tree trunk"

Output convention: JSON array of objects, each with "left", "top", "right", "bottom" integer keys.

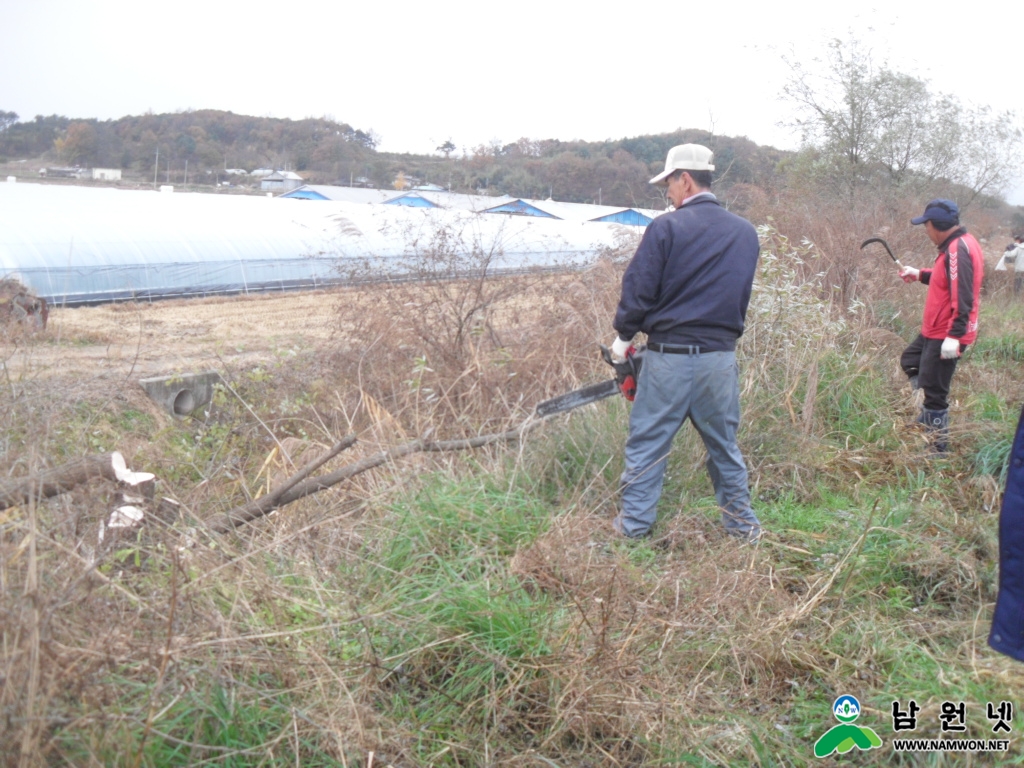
[
  {"left": 0, "top": 452, "right": 155, "bottom": 511},
  {"left": 240, "top": 434, "right": 358, "bottom": 519},
  {"left": 209, "top": 419, "right": 544, "bottom": 533}
]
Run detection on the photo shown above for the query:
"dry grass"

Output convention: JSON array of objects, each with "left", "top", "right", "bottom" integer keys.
[{"left": 2, "top": 222, "right": 1024, "bottom": 766}]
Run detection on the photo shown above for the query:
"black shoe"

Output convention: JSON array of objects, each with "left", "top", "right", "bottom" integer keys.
[{"left": 918, "top": 408, "right": 949, "bottom": 454}]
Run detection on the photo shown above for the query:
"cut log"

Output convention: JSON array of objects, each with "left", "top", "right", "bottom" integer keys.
[
  {"left": 208, "top": 420, "right": 543, "bottom": 533},
  {"left": 0, "top": 452, "right": 154, "bottom": 511},
  {"left": 208, "top": 435, "right": 357, "bottom": 532}
]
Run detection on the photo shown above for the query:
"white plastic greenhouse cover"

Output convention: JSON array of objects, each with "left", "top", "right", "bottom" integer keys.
[{"left": 0, "top": 183, "right": 636, "bottom": 305}]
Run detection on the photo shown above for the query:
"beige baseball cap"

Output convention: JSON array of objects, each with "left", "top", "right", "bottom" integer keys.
[{"left": 649, "top": 144, "right": 715, "bottom": 186}]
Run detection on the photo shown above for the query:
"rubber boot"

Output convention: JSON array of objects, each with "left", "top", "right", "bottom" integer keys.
[{"left": 918, "top": 409, "right": 949, "bottom": 454}]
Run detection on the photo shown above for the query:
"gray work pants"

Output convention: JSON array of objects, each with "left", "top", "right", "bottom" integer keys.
[{"left": 614, "top": 349, "right": 760, "bottom": 538}]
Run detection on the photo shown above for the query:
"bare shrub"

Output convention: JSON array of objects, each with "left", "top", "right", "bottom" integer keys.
[
  {"left": 328, "top": 217, "right": 640, "bottom": 438},
  {"left": 745, "top": 171, "right": 1005, "bottom": 325},
  {"left": 746, "top": 187, "right": 931, "bottom": 313},
  {"left": 506, "top": 508, "right": 803, "bottom": 764}
]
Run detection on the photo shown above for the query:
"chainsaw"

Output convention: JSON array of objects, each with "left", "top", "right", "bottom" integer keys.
[{"left": 534, "top": 344, "right": 645, "bottom": 417}]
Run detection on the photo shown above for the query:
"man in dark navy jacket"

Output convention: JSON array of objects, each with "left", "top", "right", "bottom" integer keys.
[
  {"left": 610, "top": 144, "right": 762, "bottom": 541},
  {"left": 990, "top": 406, "right": 1024, "bottom": 661}
]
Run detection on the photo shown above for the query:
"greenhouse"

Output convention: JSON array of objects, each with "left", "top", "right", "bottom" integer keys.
[{"left": 0, "top": 183, "right": 638, "bottom": 306}]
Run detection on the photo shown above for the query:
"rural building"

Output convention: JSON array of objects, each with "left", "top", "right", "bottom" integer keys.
[
  {"left": 521, "top": 199, "right": 659, "bottom": 226},
  {"left": 280, "top": 185, "right": 658, "bottom": 224},
  {"left": 280, "top": 186, "right": 400, "bottom": 203},
  {"left": 484, "top": 198, "right": 659, "bottom": 226},
  {"left": 39, "top": 167, "right": 87, "bottom": 179},
  {"left": 40, "top": 167, "right": 127, "bottom": 182},
  {"left": 385, "top": 190, "right": 515, "bottom": 212},
  {"left": 260, "top": 171, "right": 304, "bottom": 192},
  {"left": 590, "top": 209, "right": 658, "bottom": 226},
  {"left": 282, "top": 185, "right": 515, "bottom": 212},
  {"left": 483, "top": 199, "right": 559, "bottom": 219}
]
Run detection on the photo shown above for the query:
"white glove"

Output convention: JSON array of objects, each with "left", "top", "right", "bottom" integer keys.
[
  {"left": 899, "top": 266, "right": 920, "bottom": 283},
  {"left": 941, "top": 337, "right": 961, "bottom": 359},
  {"left": 611, "top": 336, "right": 632, "bottom": 362}
]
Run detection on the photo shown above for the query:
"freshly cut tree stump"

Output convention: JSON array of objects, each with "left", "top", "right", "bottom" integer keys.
[{"left": 0, "top": 452, "right": 155, "bottom": 511}]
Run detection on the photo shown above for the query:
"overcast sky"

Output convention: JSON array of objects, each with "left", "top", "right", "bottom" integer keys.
[{"left": 2, "top": 0, "right": 1021, "bottom": 202}]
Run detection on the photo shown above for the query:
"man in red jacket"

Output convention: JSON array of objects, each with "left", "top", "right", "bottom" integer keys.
[{"left": 898, "top": 199, "right": 984, "bottom": 453}]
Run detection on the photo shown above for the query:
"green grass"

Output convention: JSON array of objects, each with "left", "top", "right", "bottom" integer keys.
[
  {"left": 973, "top": 391, "right": 1015, "bottom": 422},
  {"left": 33, "top": 393, "right": 1024, "bottom": 765},
  {"left": 817, "top": 355, "right": 896, "bottom": 447},
  {"left": 975, "top": 436, "right": 1014, "bottom": 486},
  {"left": 9, "top": 286, "right": 1024, "bottom": 767},
  {"left": 873, "top": 299, "right": 917, "bottom": 339},
  {"left": 758, "top": 491, "right": 844, "bottom": 535},
  {"left": 972, "top": 333, "right": 1024, "bottom": 363},
  {"left": 326, "top": 478, "right": 560, "bottom": 762},
  {"left": 56, "top": 679, "right": 343, "bottom": 767}
]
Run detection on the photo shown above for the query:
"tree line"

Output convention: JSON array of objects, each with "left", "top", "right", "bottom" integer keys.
[
  {"left": 0, "top": 107, "right": 786, "bottom": 209},
  {"left": 0, "top": 38, "right": 1020, "bottom": 217},
  {"left": 0, "top": 110, "right": 378, "bottom": 183},
  {"left": 782, "top": 38, "right": 1023, "bottom": 210}
]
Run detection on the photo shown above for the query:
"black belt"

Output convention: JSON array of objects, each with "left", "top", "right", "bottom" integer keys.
[{"left": 647, "top": 342, "right": 702, "bottom": 354}]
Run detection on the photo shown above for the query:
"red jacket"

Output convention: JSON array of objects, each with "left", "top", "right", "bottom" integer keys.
[{"left": 919, "top": 228, "right": 983, "bottom": 344}]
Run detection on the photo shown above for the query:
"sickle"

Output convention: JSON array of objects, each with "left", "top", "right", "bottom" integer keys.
[{"left": 860, "top": 237, "right": 903, "bottom": 267}]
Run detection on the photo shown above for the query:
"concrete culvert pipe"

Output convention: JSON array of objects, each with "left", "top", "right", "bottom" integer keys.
[
  {"left": 140, "top": 372, "right": 220, "bottom": 418},
  {"left": 172, "top": 388, "right": 197, "bottom": 416}
]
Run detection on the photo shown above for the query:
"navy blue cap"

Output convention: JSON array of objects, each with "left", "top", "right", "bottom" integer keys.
[{"left": 911, "top": 199, "right": 959, "bottom": 227}]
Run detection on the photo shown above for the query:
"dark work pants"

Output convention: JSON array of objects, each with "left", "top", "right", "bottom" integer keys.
[
  {"left": 900, "top": 334, "right": 961, "bottom": 411},
  {"left": 990, "top": 405, "right": 1024, "bottom": 662},
  {"left": 615, "top": 349, "right": 760, "bottom": 538}
]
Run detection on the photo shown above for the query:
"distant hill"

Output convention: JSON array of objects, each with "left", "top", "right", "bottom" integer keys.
[
  {"left": 0, "top": 109, "right": 377, "bottom": 182},
  {"left": 0, "top": 109, "right": 788, "bottom": 209},
  {"left": 403, "top": 130, "right": 788, "bottom": 209}
]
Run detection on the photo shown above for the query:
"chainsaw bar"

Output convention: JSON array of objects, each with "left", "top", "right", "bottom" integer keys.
[{"left": 535, "top": 379, "right": 619, "bottom": 417}]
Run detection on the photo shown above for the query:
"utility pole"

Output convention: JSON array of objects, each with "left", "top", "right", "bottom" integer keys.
[
  {"left": 184, "top": 159, "right": 188, "bottom": 188},
  {"left": 154, "top": 148, "right": 159, "bottom": 187}
]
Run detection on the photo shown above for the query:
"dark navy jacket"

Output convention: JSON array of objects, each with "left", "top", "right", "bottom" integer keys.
[
  {"left": 613, "top": 193, "right": 760, "bottom": 351},
  {"left": 990, "top": 405, "right": 1024, "bottom": 661}
]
